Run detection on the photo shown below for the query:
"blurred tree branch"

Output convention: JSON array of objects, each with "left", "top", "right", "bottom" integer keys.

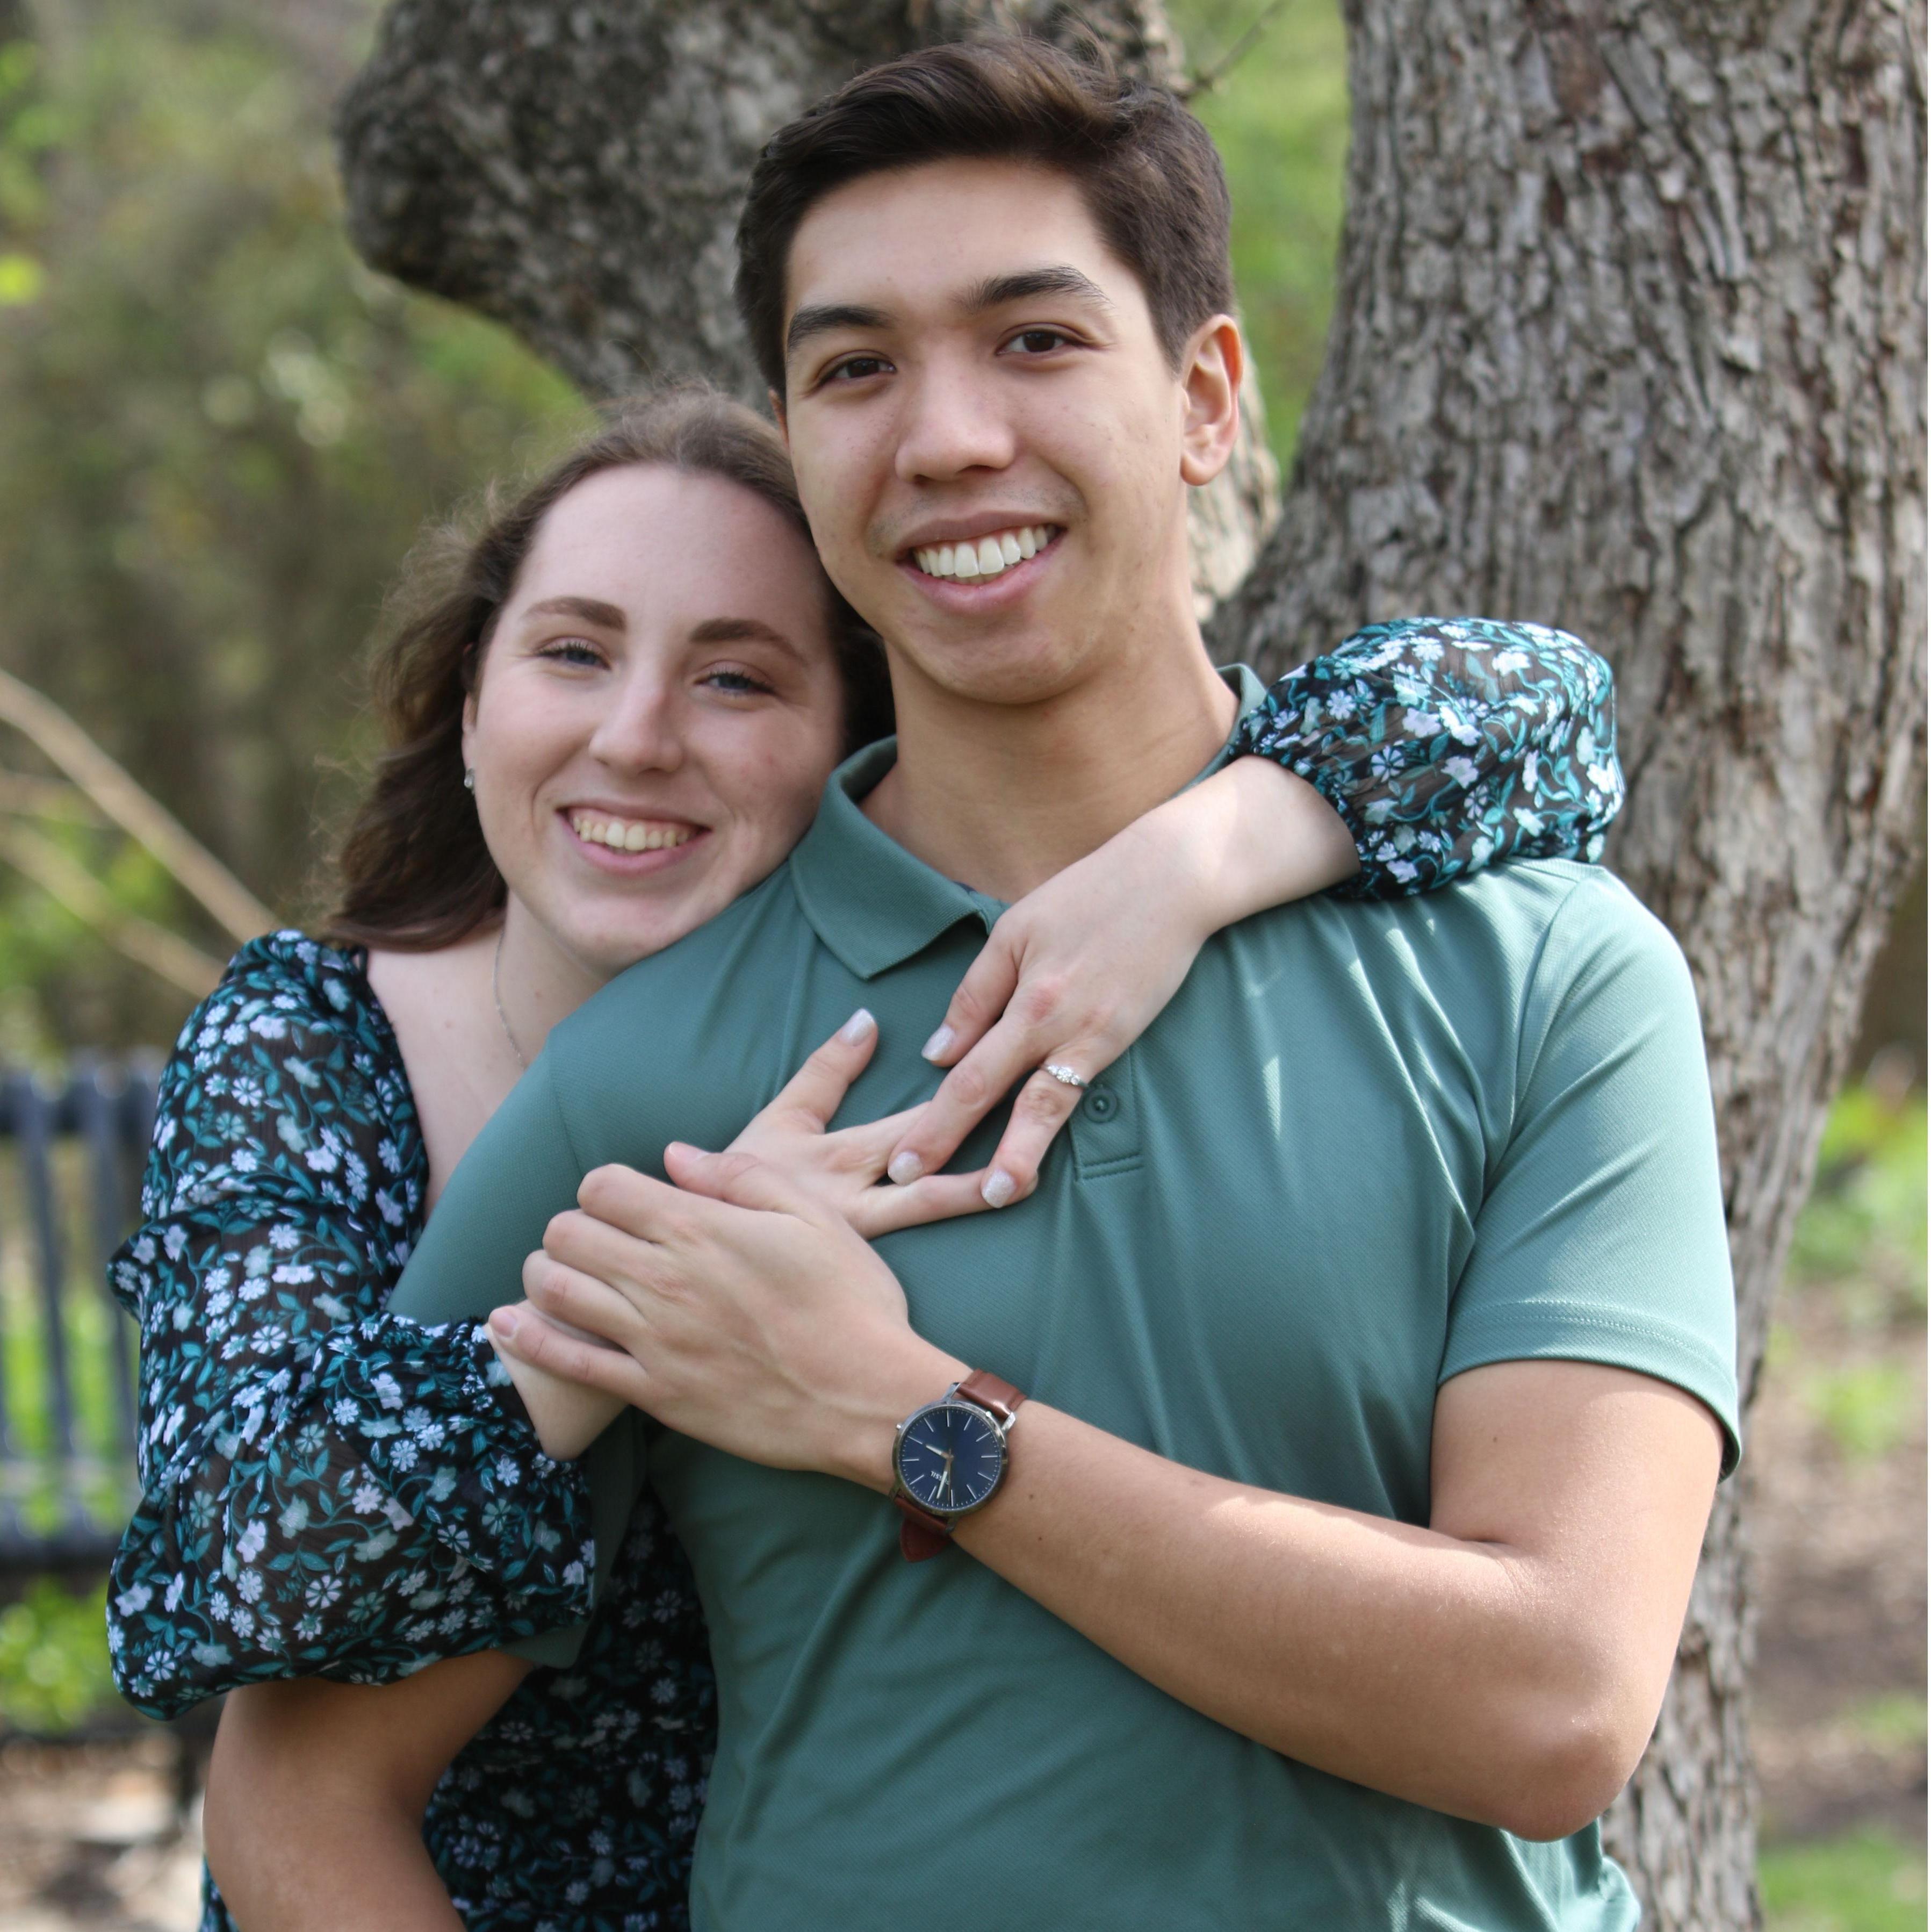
[
  {"left": 0, "top": 818, "right": 223, "bottom": 995},
  {"left": 0, "top": 665, "right": 274, "bottom": 942}
]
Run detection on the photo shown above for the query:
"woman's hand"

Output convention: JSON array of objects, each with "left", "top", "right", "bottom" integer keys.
[
  {"left": 713, "top": 1008, "right": 991, "bottom": 1237},
  {"left": 488, "top": 1151, "right": 960, "bottom": 1489},
  {"left": 885, "top": 759, "right": 1358, "bottom": 1205}
]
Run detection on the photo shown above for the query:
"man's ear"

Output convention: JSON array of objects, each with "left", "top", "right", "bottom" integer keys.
[
  {"left": 1178, "top": 315, "right": 1244, "bottom": 489},
  {"left": 769, "top": 388, "right": 789, "bottom": 448}
]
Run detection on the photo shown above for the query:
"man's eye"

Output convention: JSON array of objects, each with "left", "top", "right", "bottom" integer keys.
[
  {"left": 1007, "top": 328, "right": 1073, "bottom": 356},
  {"left": 826, "top": 354, "right": 892, "bottom": 383}
]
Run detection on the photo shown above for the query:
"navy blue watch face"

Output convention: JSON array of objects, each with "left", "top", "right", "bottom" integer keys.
[{"left": 896, "top": 1402, "right": 1005, "bottom": 1516}]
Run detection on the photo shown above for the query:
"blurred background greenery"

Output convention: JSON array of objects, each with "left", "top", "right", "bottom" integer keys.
[{"left": 0, "top": 2, "right": 1920, "bottom": 1926}]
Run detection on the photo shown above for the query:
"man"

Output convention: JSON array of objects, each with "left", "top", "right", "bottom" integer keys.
[{"left": 224, "top": 38, "right": 1737, "bottom": 1928}]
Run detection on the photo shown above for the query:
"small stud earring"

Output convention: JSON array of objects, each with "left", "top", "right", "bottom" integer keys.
[{"left": 463, "top": 769, "right": 476, "bottom": 792}]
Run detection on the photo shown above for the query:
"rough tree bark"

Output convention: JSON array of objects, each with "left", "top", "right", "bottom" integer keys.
[
  {"left": 334, "top": 0, "right": 1277, "bottom": 613},
  {"left": 338, "top": 4, "right": 1926, "bottom": 1926}
]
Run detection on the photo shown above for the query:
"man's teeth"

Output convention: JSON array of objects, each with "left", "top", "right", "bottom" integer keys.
[
  {"left": 911, "top": 525, "right": 1056, "bottom": 581},
  {"left": 571, "top": 814, "right": 697, "bottom": 853}
]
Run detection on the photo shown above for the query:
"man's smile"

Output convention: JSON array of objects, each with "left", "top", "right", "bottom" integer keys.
[{"left": 906, "top": 522, "right": 1061, "bottom": 581}]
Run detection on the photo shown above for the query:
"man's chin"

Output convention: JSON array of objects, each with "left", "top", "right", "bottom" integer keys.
[{"left": 880, "top": 614, "right": 1105, "bottom": 712}]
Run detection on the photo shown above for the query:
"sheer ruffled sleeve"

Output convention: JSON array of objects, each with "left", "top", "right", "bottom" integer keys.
[
  {"left": 106, "top": 934, "right": 596, "bottom": 1720},
  {"left": 1233, "top": 616, "right": 1624, "bottom": 900}
]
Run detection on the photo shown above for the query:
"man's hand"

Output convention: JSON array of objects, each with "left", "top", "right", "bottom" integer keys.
[{"left": 489, "top": 1152, "right": 960, "bottom": 1488}]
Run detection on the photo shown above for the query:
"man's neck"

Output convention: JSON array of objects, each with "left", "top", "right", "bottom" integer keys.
[{"left": 862, "top": 623, "right": 1239, "bottom": 903}]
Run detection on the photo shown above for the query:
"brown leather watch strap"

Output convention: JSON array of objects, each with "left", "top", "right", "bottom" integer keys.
[
  {"left": 954, "top": 1368, "right": 1026, "bottom": 1428},
  {"left": 894, "top": 1496, "right": 953, "bottom": 1563}
]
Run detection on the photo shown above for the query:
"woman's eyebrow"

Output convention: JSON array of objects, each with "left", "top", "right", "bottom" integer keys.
[
  {"left": 689, "top": 615, "right": 803, "bottom": 657},
  {"left": 523, "top": 595, "right": 627, "bottom": 629}
]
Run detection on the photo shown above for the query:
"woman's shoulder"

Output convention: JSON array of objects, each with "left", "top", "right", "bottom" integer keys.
[
  {"left": 172, "top": 930, "right": 392, "bottom": 1063},
  {"left": 149, "top": 930, "right": 419, "bottom": 1195}
]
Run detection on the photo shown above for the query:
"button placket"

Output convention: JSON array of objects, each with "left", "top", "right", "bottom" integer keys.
[{"left": 1068, "top": 1050, "right": 1141, "bottom": 1176}]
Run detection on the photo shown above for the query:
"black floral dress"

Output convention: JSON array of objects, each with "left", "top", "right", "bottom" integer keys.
[{"left": 105, "top": 619, "right": 1622, "bottom": 1930}]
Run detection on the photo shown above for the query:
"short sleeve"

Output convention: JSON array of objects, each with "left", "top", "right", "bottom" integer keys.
[{"left": 1440, "top": 874, "right": 1741, "bottom": 1472}]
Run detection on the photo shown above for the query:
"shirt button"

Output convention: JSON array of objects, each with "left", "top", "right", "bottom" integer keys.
[{"left": 1083, "top": 1087, "right": 1118, "bottom": 1121}]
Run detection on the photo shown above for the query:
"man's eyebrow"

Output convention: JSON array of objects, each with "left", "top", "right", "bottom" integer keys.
[
  {"left": 521, "top": 595, "right": 626, "bottom": 629},
  {"left": 785, "top": 302, "right": 892, "bottom": 362},
  {"left": 962, "top": 266, "right": 1116, "bottom": 315},
  {"left": 688, "top": 615, "right": 805, "bottom": 658}
]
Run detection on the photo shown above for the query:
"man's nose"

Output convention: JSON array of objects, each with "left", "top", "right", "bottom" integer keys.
[
  {"left": 893, "top": 361, "right": 1018, "bottom": 484},
  {"left": 588, "top": 674, "right": 686, "bottom": 774}
]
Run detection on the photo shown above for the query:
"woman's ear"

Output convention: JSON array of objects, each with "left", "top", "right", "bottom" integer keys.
[
  {"left": 460, "top": 677, "right": 480, "bottom": 774},
  {"left": 1178, "top": 315, "right": 1244, "bottom": 489}
]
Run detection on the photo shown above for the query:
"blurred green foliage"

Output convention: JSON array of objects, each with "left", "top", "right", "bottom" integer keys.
[
  {"left": 0, "top": 1577, "right": 114, "bottom": 1732},
  {"left": 1788, "top": 1089, "right": 1928, "bottom": 1318},
  {"left": 1775, "top": 1087, "right": 1926, "bottom": 1462},
  {"left": 1843, "top": 1693, "right": 1927, "bottom": 1754},
  {"left": 0, "top": 0, "right": 581, "bottom": 1058},
  {"left": 1169, "top": 0, "right": 1350, "bottom": 470},
  {"left": 1761, "top": 1830, "right": 1928, "bottom": 1932}
]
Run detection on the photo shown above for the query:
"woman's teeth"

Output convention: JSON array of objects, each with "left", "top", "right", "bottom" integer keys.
[
  {"left": 571, "top": 814, "right": 696, "bottom": 853},
  {"left": 912, "top": 525, "right": 1056, "bottom": 581}
]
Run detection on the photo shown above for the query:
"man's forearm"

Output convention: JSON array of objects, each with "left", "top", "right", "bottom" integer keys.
[{"left": 834, "top": 1348, "right": 1718, "bottom": 1840}]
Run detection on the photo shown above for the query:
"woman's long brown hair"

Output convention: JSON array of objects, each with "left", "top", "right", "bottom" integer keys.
[{"left": 322, "top": 385, "right": 890, "bottom": 952}]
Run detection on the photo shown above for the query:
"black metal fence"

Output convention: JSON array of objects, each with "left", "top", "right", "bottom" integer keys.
[{"left": 0, "top": 1060, "right": 157, "bottom": 1582}]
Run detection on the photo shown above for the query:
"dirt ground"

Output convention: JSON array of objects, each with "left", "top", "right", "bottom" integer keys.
[
  {"left": 1750, "top": 1284, "right": 1927, "bottom": 1849},
  {"left": 0, "top": 1290, "right": 1921, "bottom": 1930}
]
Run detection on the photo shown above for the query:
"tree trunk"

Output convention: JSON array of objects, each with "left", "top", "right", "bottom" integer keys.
[
  {"left": 333, "top": 0, "right": 1276, "bottom": 612},
  {"left": 1212, "top": 4, "right": 1926, "bottom": 1923},
  {"left": 338, "top": 4, "right": 1927, "bottom": 1924}
]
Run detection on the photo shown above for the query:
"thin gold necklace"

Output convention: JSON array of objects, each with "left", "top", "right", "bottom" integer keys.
[{"left": 492, "top": 925, "right": 530, "bottom": 1070}]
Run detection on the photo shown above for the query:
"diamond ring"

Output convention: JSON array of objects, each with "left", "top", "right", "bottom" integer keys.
[{"left": 1042, "top": 1063, "right": 1089, "bottom": 1090}]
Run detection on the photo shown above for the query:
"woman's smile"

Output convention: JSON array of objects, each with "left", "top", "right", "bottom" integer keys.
[{"left": 560, "top": 805, "right": 711, "bottom": 870}]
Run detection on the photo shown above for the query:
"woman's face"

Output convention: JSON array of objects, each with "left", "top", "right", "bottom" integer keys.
[{"left": 462, "top": 463, "right": 848, "bottom": 983}]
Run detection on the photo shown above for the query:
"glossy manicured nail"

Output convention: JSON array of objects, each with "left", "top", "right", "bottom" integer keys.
[
  {"left": 981, "top": 1168, "right": 1017, "bottom": 1209},
  {"left": 840, "top": 1007, "right": 876, "bottom": 1045},
  {"left": 921, "top": 1024, "right": 955, "bottom": 1061},
  {"left": 888, "top": 1151, "right": 923, "bottom": 1186},
  {"left": 489, "top": 1306, "right": 519, "bottom": 1340}
]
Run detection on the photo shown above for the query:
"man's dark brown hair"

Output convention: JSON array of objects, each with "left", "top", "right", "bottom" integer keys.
[{"left": 734, "top": 36, "right": 1235, "bottom": 396}]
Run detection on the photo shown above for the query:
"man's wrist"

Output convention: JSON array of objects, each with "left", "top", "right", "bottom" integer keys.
[{"left": 828, "top": 1337, "right": 969, "bottom": 1494}]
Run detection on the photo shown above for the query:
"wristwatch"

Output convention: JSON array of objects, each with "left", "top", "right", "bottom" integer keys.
[{"left": 889, "top": 1369, "right": 1027, "bottom": 1562}]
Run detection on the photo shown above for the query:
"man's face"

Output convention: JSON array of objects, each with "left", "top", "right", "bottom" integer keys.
[{"left": 777, "top": 157, "right": 1233, "bottom": 710}]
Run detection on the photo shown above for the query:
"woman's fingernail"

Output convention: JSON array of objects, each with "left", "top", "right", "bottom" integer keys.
[
  {"left": 489, "top": 1306, "right": 519, "bottom": 1340},
  {"left": 840, "top": 1007, "right": 876, "bottom": 1045},
  {"left": 888, "top": 1151, "right": 923, "bottom": 1186},
  {"left": 981, "top": 1168, "right": 1017, "bottom": 1209},
  {"left": 921, "top": 1024, "right": 955, "bottom": 1061}
]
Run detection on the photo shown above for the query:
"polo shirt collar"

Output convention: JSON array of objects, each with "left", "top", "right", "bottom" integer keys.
[{"left": 788, "top": 665, "right": 1270, "bottom": 982}]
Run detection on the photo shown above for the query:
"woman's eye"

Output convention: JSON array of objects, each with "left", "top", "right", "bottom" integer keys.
[
  {"left": 538, "top": 637, "right": 604, "bottom": 667},
  {"left": 703, "top": 667, "right": 776, "bottom": 697}
]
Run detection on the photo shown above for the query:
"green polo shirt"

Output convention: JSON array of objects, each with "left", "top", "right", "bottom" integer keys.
[{"left": 391, "top": 668, "right": 1738, "bottom": 1931}]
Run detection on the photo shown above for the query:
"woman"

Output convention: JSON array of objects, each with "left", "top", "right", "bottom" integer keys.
[{"left": 108, "top": 385, "right": 1620, "bottom": 1929}]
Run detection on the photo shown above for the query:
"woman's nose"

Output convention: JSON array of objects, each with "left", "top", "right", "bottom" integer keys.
[{"left": 588, "top": 678, "right": 686, "bottom": 774}]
